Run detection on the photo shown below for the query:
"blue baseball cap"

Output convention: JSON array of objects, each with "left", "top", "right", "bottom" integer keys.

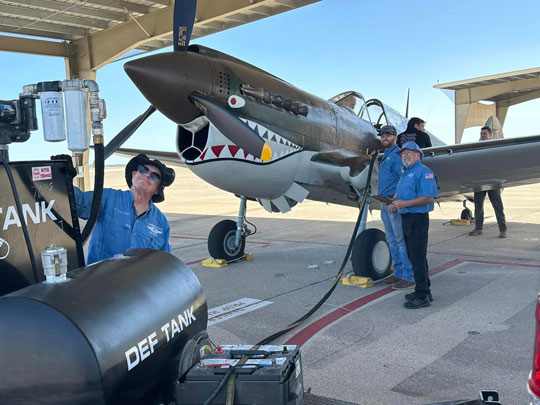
[{"left": 398, "top": 141, "right": 424, "bottom": 159}]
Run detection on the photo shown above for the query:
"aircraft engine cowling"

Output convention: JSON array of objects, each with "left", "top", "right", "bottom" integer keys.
[
  {"left": 0, "top": 249, "right": 207, "bottom": 404},
  {"left": 176, "top": 117, "right": 306, "bottom": 207}
]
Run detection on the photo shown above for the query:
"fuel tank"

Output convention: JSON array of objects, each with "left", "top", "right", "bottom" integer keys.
[{"left": 0, "top": 249, "right": 207, "bottom": 404}]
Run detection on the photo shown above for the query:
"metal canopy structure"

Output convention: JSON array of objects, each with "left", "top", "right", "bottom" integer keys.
[
  {"left": 0, "top": 0, "right": 320, "bottom": 78},
  {"left": 0, "top": 0, "right": 320, "bottom": 189},
  {"left": 435, "top": 67, "right": 540, "bottom": 144}
]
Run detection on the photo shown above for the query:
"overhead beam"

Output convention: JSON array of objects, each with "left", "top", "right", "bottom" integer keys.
[
  {"left": 0, "top": 15, "right": 88, "bottom": 37},
  {"left": 66, "top": 0, "right": 320, "bottom": 76},
  {"left": 79, "top": 0, "right": 148, "bottom": 15},
  {"left": 0, "top": 24, "right": 76, "bottom": 41},
  {"left": 0, "top": 34, "right": 67, "bottom": 57},
  {"left": 3, "top": 0, "right": 126, "bottom": 22},
  {"left": 0, "top": 4, "right": 109, "bottom": 30}
]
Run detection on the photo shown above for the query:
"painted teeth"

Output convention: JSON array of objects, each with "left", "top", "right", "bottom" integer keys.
[{"left": 239, "top": 118, "right": 301, "bottom": 151}]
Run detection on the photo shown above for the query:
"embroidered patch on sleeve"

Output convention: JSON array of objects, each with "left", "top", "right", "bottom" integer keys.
[{"left": 425, "top": 173, "right": 434, "bottom": 179}]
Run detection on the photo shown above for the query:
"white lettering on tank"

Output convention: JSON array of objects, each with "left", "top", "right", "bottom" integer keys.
[
  {"left": 41, "top": 200, "right": 57, "bottom": 222},
  {"left": 148, "top": 332, "right": 158, "bottom": 354},
  {"left": 138, "top": 338, "right": 151, "bottom": 362},
  {"left": 170, "top": 318, "right": 181, "bottom": 339},
  {"left": 23, "top": 202, "right": 40, "bottom": 225},
  {"left": 161, "top": 322, "right": 171, "bottom": 342},
  {"left": 3, "top": 206, "right": 21, "bottom": 230},
  {"left": 125, "top": 306, "right": 198, "bottom": 371},
  {"left": 125, "top": 346, "right": 140, "bottom": 371}
]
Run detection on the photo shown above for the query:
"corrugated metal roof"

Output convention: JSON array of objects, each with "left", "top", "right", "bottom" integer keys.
[
  {"left": 434, "top": 67, "right": 540, "bottom": 91},
  {"left": 0, "top": 0, "right": 319, "bottom": 53}
]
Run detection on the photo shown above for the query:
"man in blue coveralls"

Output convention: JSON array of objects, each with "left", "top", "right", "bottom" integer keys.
[
  {"left": 75, "top": 153, "right": 175, "bottom": 264},
  {"left": 376, "top": 125, "right": 414, "bottom": 290},
  {"left": 388, "top": 142, "right": 438, "bottom": 309}
]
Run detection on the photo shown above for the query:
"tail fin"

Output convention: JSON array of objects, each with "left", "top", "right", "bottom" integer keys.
[{"left": 485, "top": 115, "right": 504, "bottom": 139}]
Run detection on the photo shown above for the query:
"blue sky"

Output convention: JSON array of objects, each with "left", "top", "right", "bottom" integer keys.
[{"left": 2, "top": 0, "right": 540, "bottom": 163}]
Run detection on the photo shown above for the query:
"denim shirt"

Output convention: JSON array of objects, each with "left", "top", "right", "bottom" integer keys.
[
  {"left": 395, "top": 161, "right": 438, "bottom": 214},
  {"left": 378, "top": 144, "right": 403, "bottom": 197},
  {"left": 75, "top": 188, "right": 171, "bottom": 264}
]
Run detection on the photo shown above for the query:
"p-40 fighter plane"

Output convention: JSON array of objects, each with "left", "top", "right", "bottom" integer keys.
[{"left": 105, "top": 0, "right": 540, "bottom": 280}]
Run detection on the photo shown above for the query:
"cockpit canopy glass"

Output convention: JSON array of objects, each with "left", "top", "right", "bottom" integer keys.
[{"left": 329, "top": 91, "right": 371, "bottom": 122}]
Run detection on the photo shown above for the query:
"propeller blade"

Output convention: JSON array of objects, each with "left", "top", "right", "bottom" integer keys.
[
  {"left": 405, "top": 88, "right": 410, "bottom": 118},
  {"left": 173, "top": 0, "right": 197, "bottom": 51},
  {"left": 104, "top": 105, "right": 156, "bottom": 160},
  {"left": 189, "top": 93, "right": 272, "bottom": 162}
]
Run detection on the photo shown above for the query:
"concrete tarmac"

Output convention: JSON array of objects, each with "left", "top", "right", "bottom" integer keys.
[{"left": 101, "top": 165, "right": 540, "bottom": 404}]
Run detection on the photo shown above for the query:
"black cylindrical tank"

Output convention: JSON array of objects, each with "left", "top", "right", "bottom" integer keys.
[{"left": 0, "top": 249, "right": 207, "bottom": 404}]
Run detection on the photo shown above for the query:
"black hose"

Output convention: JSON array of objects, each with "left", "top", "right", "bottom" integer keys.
[
  {"left": 0, "top": 154, "right": 40, "bottom": 283},
  {"left": 257, "top": 153, "right": 378, "bottom": 345},
  {"left": 202, "top": 366, "right": 234, "bottom": 405},
  {"left": 81, "top": 142, "right": 104, "bottom": 244}
]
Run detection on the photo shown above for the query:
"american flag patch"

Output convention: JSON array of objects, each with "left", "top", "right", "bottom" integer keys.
[{"left": 425, "top": 173, "right": 434, "bottom": 179}]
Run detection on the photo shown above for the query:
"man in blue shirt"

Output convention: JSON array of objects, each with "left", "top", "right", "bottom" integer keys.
[
  {"left": 376, "top": 125, "right": 414, "bottom": 290},
  {"left": 389, "top": 142, "right": 438, "bottom": 309},
  {"left": 75, "top": 153, "right": 175, "bottom": 264}
]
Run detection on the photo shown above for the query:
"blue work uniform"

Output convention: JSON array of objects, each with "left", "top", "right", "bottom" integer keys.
[
  {"left": 377, "top": 145, "right": 413, "bottom": 282},
  {"left": 75, "top": 188, "right": 171, "bottom": 264},
  {"left": 395, "top": 160, "right": 438, "bottom": 300}
]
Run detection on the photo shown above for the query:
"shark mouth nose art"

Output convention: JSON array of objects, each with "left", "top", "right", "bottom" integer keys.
[{"left": 178, "top": 117, "right": 302, "bottom": 164}]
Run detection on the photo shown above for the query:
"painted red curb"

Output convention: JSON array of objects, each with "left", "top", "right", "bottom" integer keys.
[{"left": 285, "top": 257, "right": 537, "bottom": 347}]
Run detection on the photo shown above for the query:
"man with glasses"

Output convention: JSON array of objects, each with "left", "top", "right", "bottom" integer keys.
[
  {"left": 388, "top": 142, "right": 438, "bottom": 309},
  {"left": 75, "top": 153, "right": 175, "bottom": 264}
]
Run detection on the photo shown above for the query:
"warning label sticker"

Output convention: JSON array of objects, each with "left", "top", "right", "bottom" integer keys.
[{"left": 32, "top": 166, "right": 52, "bottom": 181}]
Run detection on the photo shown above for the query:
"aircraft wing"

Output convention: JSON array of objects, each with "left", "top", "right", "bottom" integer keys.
[
  {"left": 422, "top": 134, "right": 540, "bottom": 197},
  {"left": 114, "top": 147, "right": 185, "bottom": 167}
]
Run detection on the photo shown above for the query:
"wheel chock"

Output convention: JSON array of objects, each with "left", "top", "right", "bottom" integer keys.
[
  {"left": 450, "top": 219, "right": 471, "bottom": 226},
  {"left": 244, "top": 253, "right": 254, "bottom": 261},
  {"left": 341, "top": 275, "right": 374, "bottom": 288},
  {"left": 202, "top": 258, "right": 228, "bottom": 268}
]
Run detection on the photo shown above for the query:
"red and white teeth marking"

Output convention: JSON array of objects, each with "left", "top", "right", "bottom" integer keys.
[
  {"left": 239, "top": 118, "right": 301, "bottom": 150},
  {"left": 193, "top": 145, "right": 264, "bottom": 163}
]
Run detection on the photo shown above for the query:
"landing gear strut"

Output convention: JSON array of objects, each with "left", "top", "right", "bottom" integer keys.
[{"left": 207, "top": 195, "right": 250, "bottom": 261}]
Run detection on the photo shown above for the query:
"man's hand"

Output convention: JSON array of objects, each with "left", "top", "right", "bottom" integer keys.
[{"left": 389, "top": 199, "right": 407, "bottom": 212}]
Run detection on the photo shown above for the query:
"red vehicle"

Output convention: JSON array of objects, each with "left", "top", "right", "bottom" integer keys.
[{"left": 529, "top": 293, "right": 540, "bottom": 404}]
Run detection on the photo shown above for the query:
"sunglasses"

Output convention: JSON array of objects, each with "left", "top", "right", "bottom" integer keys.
[{"left": 137, "top": 165, "right": 161, "bottom": 182}]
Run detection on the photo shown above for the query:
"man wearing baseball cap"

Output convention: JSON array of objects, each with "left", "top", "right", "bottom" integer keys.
[
  {"left": 389, "top": 141, "right": 438, "bottom": 309},
  {"left": 75, "top": 153, "right": 175, "bottom": 264},
  {"left": 376, "top": 125, "right": 414, "bottom": 290}
]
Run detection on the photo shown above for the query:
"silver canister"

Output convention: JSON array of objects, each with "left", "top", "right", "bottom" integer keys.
[{"left": 41, "top": 245, "right": 69, "bottom": 284}]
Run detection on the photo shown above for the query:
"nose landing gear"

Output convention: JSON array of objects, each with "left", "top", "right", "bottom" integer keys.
[{"left": 207, "top": 195, "right": 252, "bottom": 262}]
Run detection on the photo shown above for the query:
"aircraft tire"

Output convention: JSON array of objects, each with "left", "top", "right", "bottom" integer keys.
[
  {"left": 460, "top": 207, "right": 473, "bottom": 220},
  {"left": 208, "top": 220, "right": 246, "bottom": 261},
  {"left": 351, "top": 229, "right": 392, "bottom": 280}
]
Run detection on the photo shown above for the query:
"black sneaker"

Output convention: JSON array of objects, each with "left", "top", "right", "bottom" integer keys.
[
  {"left": 404, "top": 297, "right": 431, "bottom": 309},
  {"left": 405, "top": 291, "right": 433, "bottom": 302}
]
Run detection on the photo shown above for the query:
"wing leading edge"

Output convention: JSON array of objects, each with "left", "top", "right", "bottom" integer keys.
[{"left": 422, "top": 134, "right": 540, "bottom": 196}]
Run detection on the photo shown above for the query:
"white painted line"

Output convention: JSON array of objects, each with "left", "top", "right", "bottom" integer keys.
[{"left": 208, "top": 298, "right": 273, "bottom": 326}]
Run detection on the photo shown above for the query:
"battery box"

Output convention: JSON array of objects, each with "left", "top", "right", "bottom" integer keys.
[{"left": 175, "top": 344, "right": 304, "bottom": 405}]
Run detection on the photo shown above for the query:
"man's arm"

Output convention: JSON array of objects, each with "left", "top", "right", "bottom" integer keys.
[
  {"left": 74, "top": 187, "right": 94, "bottom": 219},
  {"left": 391, "top": 196, "right": 434, "bottom": 210}
]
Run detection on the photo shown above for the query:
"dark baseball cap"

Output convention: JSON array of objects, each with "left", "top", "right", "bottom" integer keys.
[{"left": 378, "top": 125, "right": 397, "bottom": 136}]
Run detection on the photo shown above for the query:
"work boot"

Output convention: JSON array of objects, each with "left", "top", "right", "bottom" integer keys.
[
  {"left": 468, "top": 229, "right": 483, "bottom": 236},
  {"left": 404, "top": 297, "right": 431, "bottom": 309},
  {"left": 392, "top": 280, "right": 415, "bottom": 290},
  {"left": 405, "top": 291, "right": 433, "bottom": 302},
  {"left": 499, "top": 231, "right": 508, "bottom": 238},
  {"left": 383, "top": 275, "right": 399, "bottom": 285}
]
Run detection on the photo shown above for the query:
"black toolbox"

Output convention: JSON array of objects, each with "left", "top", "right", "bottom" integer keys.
[{"left": 175, "top": 344, "right": 304, "bottom": 405}]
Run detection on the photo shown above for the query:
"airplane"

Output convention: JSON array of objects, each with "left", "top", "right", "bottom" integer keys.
[{"left": 105, "top": 0, "right": 540, "bottom": 280}]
